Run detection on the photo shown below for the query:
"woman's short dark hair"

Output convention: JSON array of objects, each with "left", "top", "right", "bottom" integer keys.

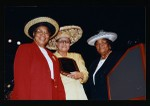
[
  {"left": 94, "top": 38, "right": 113, "bottom": 47},
  {"left": 29, "top": 22, "right": 55, "bottom": 37}
]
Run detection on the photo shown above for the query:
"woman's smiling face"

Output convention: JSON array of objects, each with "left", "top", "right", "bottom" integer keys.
[
  {"left": 33, "top": 26, "right": 51, "bottom": 47},
  {"left": 95, "top": 38, "right": 111, "bottom": 55}
]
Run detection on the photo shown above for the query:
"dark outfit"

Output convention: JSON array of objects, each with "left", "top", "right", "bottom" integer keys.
[{"left": 86, "top": 51, "right": 123, "bottom": 100}]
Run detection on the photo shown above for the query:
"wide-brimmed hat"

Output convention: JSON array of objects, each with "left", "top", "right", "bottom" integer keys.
[
  {"left": 87, "top": 30, "right": 117, "bottom": 46},
  {"left": 24, "top": 17, "right": 59, "bottom": 39},
  {"left": 46, "top": 25, "right": 83, "bottom": 50}
]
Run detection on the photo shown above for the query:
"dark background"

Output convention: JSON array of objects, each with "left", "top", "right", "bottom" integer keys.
[
  {"left": 4, "top": 5, "right": 145, "bottom": 83},
  {"left": 4, "top": 4, "right": 146, "bottom": 101}
]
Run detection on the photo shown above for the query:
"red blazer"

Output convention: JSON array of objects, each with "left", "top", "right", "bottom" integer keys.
[{"left": 10, "top": 42, "right": 66, "bottom": 100}]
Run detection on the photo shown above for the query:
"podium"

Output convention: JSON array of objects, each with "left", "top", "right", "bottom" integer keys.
[{"left": 107, "top": 43, "right": 146, "bottom": 100}]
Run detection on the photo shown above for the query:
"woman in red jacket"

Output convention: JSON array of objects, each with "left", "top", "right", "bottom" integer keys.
[{"left": 10, "top": 17, "right": 66, "bottom": 100}]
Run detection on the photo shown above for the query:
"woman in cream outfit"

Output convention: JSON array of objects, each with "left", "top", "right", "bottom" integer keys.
[{"left": 47, "top": 25, "right": 88, "bottom": 100}]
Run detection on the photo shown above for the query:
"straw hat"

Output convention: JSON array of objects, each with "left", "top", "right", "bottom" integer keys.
[
  {"left": 24, "top": 17, "right": 59, "bottom": 39},
  {"left": 46, "top": 25, "right": 83, "bottom": 50},
  {"left": 87, "top": 30, "right": 117, "bottom": 46}
]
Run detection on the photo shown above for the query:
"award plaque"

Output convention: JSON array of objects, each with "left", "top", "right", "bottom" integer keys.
[{"left": 58, "top": 57, "right": 79, "bottom": 76}]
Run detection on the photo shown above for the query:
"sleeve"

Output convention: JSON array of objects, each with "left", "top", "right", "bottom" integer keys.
[
  {"left": 11, "top": 45, "right": 32, "bottom": 99},
  {"left": 57, "top": 74, "right": 66, "bottom": 100},
  {"left": 76, "top": 53, "right": 89, "bottom": 83},
  {"left": 55, "top": 56, "right": 66, "bottom": 100}
]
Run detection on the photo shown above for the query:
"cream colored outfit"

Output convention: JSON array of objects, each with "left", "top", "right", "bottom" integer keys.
[{"left": 54, "top": 51, "right": 89, "bottom": 100}]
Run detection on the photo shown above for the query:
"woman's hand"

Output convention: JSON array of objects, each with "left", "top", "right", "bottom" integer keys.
[{"left": 67, "top": 71, "right": 84, "bottom": 80}]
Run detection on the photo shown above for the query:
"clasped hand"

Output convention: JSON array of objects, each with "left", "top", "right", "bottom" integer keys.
[{"left": 67, "top": 71, "right": 83, "bottom": 80}]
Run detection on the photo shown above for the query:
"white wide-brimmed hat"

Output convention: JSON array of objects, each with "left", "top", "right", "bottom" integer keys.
[
  {"left": 24, "top": 16, "right": 59, "bottom": 39},
  {"left": 87, "top": 30, "right": 117, "bottom": 46},
  {"left": 46, "top": 25, "right": 83, "bottom": 50}
]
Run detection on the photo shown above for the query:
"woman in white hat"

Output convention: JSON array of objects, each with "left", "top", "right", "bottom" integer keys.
[
  {"left": 47, "top": 25, "right": 89, "bottom": 100},
  {"left": 86, "top": 30, "right": 123, "bottom": 100},
  {"left": 10, "top": 17, "right": 65, "bottom": 100}
]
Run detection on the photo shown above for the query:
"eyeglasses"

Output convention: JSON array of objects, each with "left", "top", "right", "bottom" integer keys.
[
  {"left": 57, "top": 40, "right": 71, "bottom": 44},
  {"left": 35, "top": 30, "right": 50, "bottom": 35}
]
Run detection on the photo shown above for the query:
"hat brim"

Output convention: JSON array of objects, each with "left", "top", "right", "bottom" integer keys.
[
  {"left": 24, "top": 17, "right": 59, "bottom": 39},
  {"left": 87, "top": 32, "right": 117, "bottom": 46},
  {"left": 46, "top": 25, "right": 83, "bottom": 50}
]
